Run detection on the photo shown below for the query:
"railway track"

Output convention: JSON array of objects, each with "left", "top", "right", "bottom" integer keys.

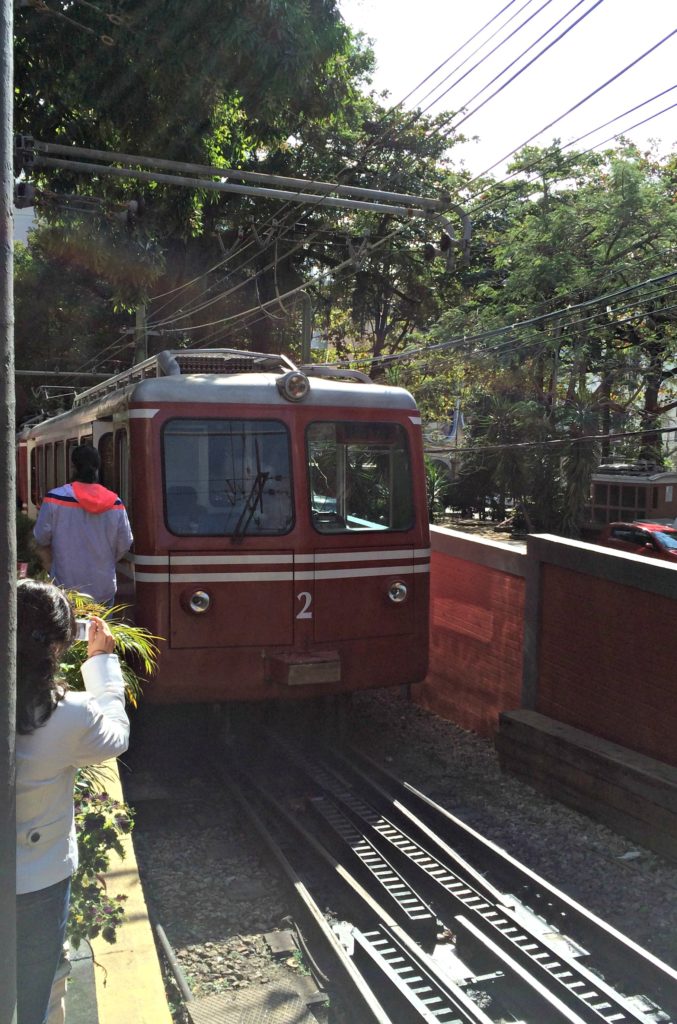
[{"left": 210, "top": 726, "right": 676, "bottom": 1024}]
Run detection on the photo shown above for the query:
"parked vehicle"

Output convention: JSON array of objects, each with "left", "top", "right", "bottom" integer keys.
[{"left": 597, "top": 521, "right": 677, "bottom": 562}]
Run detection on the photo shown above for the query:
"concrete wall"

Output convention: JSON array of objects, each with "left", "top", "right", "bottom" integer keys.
[
  {"left": 524, "top": 535, "right": 677, "bottom": 768},
  {"left": 416, "top": 527, "right": 677, "bottom": 763},
  {"left": 412, "top": 528, "right": 526, "bottom": 737}
]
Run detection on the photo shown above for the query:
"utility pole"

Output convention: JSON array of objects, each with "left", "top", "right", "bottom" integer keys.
[
  {"left": 300, "top": 291, "right": 312, "bottom": 364},
  {"left": 0, "top": 0, "right": 16, "bottom": 1019},
  {"left": 134, "top": 303, "right": 147, "bottom": 364}
]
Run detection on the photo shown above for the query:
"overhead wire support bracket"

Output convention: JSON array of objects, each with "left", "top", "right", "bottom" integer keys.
[{"left": 26, "top": 138, "right": 472, "bottom": 269}]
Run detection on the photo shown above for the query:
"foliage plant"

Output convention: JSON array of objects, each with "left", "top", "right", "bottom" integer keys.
[
  {"left": 69, "top": 776, "right": 134, "bottom": 948},
  {"left": 59, "top": 593, "right": 160, "bottom": 946},
  {"left": 16, "top": 511, "right": 45, "bottom": 577},
  {"left": 60, "top": 593, "right": 161, "bottom": 710},
  {"left": 425, "top": 458, "right": 451, "bottom": 524}
]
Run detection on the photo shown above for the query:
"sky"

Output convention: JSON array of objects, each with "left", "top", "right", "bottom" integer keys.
[{"left": 338, "top": 0, "right": 677, "bottom": 177}]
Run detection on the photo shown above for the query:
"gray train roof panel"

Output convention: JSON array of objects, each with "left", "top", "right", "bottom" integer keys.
[{"left": 129, "top": 372, "right": 418, "bottom": 411}]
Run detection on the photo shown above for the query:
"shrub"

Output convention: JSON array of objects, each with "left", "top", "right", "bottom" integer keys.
[
  {"left": 69, "top": 778, "right": 134, "bottom": 948},
  {"left": 59, "top": 593, "right": 160, "bottom": 945}
]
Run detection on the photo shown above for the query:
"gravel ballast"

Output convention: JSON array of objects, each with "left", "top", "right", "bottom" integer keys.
[{"left": 124, "top": 691, "right": 677, "bottom": 1022}]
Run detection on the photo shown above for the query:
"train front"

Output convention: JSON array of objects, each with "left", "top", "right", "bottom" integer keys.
[{"left": 126, "top": 366, "right": 430, "bottom": 702}]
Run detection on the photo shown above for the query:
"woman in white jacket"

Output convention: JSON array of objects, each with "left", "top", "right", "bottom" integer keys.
[{"left": 15, "top": 580, "right": 130, "bottom": 1024}]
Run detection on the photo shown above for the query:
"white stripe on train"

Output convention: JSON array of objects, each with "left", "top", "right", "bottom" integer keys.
[
  {"left": 128, "top": 563, "right": 430, "bottom": 584},
  {"left": 129, "top": 548, "right": 431, "bottom": 567}
]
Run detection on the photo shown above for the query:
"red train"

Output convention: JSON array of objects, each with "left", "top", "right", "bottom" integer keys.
[{"left": 17, "top": 349, "right": 430, "bottom": 702}]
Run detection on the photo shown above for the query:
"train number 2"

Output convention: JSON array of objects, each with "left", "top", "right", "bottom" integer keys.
[{"left": 296, "top": 591, "right": 313, "bottom": 619}]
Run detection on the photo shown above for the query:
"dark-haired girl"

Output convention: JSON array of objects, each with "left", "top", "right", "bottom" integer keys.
[{"left": 15, "top": 579, "right": 130, "bottom": 1024}]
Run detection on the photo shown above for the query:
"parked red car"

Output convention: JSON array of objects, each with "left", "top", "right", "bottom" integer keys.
[{"left": 598, "top": 521, "right": 677, "bottom": 562}]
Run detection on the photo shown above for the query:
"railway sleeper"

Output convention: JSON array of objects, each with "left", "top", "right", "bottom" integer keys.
[
  {"left": 306, "top": 795, "right": 438, "bottom": 947},
  {"left": 353, "top": 925, "right": 494, "bottom": 1024}
]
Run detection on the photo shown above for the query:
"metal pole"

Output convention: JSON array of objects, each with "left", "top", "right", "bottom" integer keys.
[
  {"left": 15, "top": 370, "right": 110, "bottom": 379},
  {"left": 133, "top": 303, "right": 147, "bottom": 364},
  {"left": 33, "top": 140, "right": 447, "bottom": 210},
  {"left": 35, "top": 157, "right": 444, "bottom": 220},
  {"left": 0, "top": 0, "right": 16, "bottom": 1017},
  {"left": 300, "top": 291, "right": 312, "bottom": 364}
]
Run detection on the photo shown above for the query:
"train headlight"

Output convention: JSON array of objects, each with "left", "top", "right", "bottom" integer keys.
[
  {"left": 277, "top": 370, "right": 309, "bottom": 402},
  {"left": 188, "top": 590, "right": 211, "bottom": 614},
  {"left": 388, "top": 580, "right": 408, "bottom": 603}
]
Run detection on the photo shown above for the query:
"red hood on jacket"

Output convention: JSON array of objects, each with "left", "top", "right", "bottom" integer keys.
[{"left": 72, "top": 481, "right": 120, "bottom": 514}]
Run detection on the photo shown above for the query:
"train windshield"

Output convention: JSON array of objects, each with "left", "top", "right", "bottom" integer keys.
[
  {"left": 163, "top": 418, "right": 293, "bottom": 536},
  {"left": 308, "top": 421, "right": 414, "bottom": 533}
]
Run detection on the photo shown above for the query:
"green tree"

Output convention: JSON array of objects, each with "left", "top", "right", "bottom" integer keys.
[{"left": 421, "top": 142, "right": 677, "bottom": 533}]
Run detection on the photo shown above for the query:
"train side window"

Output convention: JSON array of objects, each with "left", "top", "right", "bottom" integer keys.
[
  {"left": 44, "top": 443, "right": 55, "bottom": 492},
  {"left": 308, "top": 421, "right": 414, "bottom": 534},
  {"left": 98, "top": 432, "right": 114, "bottom": 488},
  {"left": 80, "top": 434, "right": 93, "bottom": 448},
  {"left": 55, "top": 441, "right": 66, "bottom": 486},
  {"left": 163, "top": 418, "right": 293, "bottom": 536}
]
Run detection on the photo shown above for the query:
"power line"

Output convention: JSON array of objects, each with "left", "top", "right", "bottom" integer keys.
[
  {"left": 345, "top": 270, "right": 677, "bottom": 370},
  {"left": 468, "top": 85, "right": 677, "bottom": 214},
  {"left": 414, "top": 0, "right": 553, "bottom": 114},
  {"left": 434, "top": 0, "right": 605, "bottom": 134},
  {"left": 467, "top": 26, "right": 677, "bottom": 183},
  {"left": 394, "top": 0, "right": 523, "bottom": 109},
  {"left": 426, "top": 423, "right": 677, "bottom": 457}
]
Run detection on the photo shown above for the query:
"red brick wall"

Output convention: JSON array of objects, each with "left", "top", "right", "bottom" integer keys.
[
  {"left": 537, "top": 564, "right": 677, "bottom": 767},
  {"left": 412, "top": 548, "right": 525, "bottom": 737}
]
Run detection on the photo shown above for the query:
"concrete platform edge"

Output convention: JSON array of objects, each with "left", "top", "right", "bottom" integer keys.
[{"left": 88, "top": 758, "right": 173, "bottom": 1024}]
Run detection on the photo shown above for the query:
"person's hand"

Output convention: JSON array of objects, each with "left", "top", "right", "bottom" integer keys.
[{"left": 86, "top": 616, "right": 115, "bottom": 658}]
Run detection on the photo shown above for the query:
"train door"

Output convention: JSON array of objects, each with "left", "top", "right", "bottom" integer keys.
[{"left": 163, "top": 416, "right": 295, "bottom": 649}]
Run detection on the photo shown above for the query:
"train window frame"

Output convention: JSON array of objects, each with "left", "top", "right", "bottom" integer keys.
[
  {"left": 36, "top": 445, "right": 46, "bottom": 504},
  {"left": 66, "top": 438, "right": 78, "bottom": 476},
  {"left": 44, "top": 443, "right": 55, "bottom": 492},
  {"left": 307, "top": 420, "right": 415, "bottom": 535},
  {"left": 115, "top": 429, "right": 130, "bottom": 511},
  {"left": 55, "top": 441, "right": 66, "bottom": 486},
  {"left": 98, "top": 432, "right": 114, "bottom": 490},
  {"left": 162, "top": 417, "right": 295, "bottom": 538},
  {"left": 30, "top": 447, "right": 38, "bottom": 507}
]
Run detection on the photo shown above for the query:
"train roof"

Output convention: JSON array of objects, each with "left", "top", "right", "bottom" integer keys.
[
  {"left": 128, "top": 371, "right": 417, "bottom": 410},
  {"left": 19, "top": 350, "right": 418, "bottom": 437}
]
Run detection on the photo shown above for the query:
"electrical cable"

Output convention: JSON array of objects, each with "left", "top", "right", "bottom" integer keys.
[
  {"left": 341, "top": 270, "right": 677, "bottom": 370},
  {"left": 431, "top": 0, "right": 603, "bottom": 132},
  {"left": 426, "top": 423, "right": 677, "bottom": 458},
  {"left": 467, "top": 26, "right": 677, "bottom": 183},
  {"left": 393, "top": 0, "right": 523, "bottom": 109},
  {"left": 468, "top": 85, "right": 677, "bottom": 214},
  {"left": 412, "top": 0, "right": 548, "bottom": 113}
]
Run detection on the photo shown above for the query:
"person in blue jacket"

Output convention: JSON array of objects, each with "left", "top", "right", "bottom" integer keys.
[
  {"left": 33, "top": 444, "right": 133, "bottom": 606},
  {"left": 15, "top": 580, "right": 130, "bottom": 1024}
]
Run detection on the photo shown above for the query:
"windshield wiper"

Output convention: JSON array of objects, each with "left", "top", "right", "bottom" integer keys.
[{"left": 231, "top": 470, "right": 269, "bottom": 543}]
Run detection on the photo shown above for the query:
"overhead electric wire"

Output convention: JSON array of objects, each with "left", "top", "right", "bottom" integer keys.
[
  {"left": 342, "top": 270, "right": 677, "bottom": 371},
  {"left": 467, "top": 25, "right": 677, "bottom": 183},
  {"left": 394, "top": 0, "right": 523, "bottom": 108},
  {"left": 56, "top": 11, "right": 676, "bottom": 385},
  {"left": 412, "top": 0, "right": 549, "bottom": 113},
  {"left": 427, "top": 422, "right": 677, "bottom": 458},
  {"left": 432, "top": 0, "right": 605, "bottom": 133},
  {"left": 468, "top": 84, "right": 677, "bottom": 214}
]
